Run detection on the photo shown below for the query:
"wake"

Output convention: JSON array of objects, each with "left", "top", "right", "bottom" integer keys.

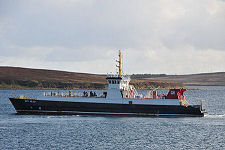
[{"left": 205, "top": 113, "right": 225, "bottom": 118}]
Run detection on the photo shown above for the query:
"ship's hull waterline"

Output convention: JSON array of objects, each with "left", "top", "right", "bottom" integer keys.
[{"left": 9, "top": 98, "right": 205, "bottom": 117}]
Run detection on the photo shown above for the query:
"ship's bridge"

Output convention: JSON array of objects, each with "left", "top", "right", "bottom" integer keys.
[
  {"left": 106, "top": 74, "right": 122, "bottom": 90},
  {"left": 106, "top": 74, "right": 130, "bottom": 90},
  {"left": 106, "top": 74, "right": 135, "bottom": 99}
]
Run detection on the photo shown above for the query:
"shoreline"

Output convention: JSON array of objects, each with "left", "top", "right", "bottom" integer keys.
[{"left": 1, "top": 86, "right": 220, "bottom": 91}]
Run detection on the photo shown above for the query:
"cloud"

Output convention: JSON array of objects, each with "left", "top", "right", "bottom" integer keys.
[
  {"left": 0, "top": 0, "right": 224, "bottom": 74},
  {"left": 124, "top": 46, "right": 225, "bottom": 74}
]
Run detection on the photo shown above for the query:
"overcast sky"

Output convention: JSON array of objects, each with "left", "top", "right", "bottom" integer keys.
[{"left": 0, "top": 0, "right": 225, "bottom": 75}]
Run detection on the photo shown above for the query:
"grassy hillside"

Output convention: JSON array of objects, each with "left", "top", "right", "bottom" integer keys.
[
  {"left": 0, "top": 66, "right": 184, "bottom": 89},
  {"left": 132, "top": 72, "right": 225, "bottom": 86},
  {"left": 0, "top": 66, "right": 106, "bottom": 89}
]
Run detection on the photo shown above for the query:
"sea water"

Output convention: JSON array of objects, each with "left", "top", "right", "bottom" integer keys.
[{"left": 0, "top": 86, "right": 224, "bottom": 150}]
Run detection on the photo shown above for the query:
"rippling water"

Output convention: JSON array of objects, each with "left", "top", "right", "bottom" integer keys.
[{"left": 0, "top": 86, "right": 225, "bottom": 150}]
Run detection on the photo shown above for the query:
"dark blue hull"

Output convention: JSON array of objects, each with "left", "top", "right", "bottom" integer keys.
[{"left": 9, "top": 97, "right": 205, "bottom": 117}]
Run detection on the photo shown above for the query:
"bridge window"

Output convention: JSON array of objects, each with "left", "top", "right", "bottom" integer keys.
[{"left": 109, "top": 80, "right": 111, "bottom": 84}]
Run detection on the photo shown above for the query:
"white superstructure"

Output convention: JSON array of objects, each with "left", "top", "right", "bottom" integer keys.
[{"left": 40, "top": 50, "right": 188, "bottom": 106}]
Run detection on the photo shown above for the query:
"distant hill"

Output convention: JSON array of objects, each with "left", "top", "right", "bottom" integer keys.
[
  {"left": 0, "top": 66, "right": 184, "bottom": 89},
  {"left": 132, "top": 72, "right": 225, "bottom": 86},
  {"left": 0, "top": 66, "right": 106, "bottom": 89},
  {"left": 131, "top": 74, "right": 167, "bottom": 78}
]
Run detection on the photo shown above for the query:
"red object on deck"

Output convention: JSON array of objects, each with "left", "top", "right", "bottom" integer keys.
[
  {"left": 153, "top": 90, "right": 157, "bottom": 99},
  {"left": 166, "top": 89, "right": 187, "bottom": 99}
]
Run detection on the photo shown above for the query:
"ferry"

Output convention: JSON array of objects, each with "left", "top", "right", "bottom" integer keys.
[{"left": 9, "top": 51, "right": 206, "bottom": 117}]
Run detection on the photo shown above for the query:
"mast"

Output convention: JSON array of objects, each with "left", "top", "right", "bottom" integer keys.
[{"left": 117, "top": 50, "right": 122, "bottom": 77}]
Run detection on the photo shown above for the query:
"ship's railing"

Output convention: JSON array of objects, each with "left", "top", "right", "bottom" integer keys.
[
  {"left": 122, "top": 85, "right": 143, "bottom": 99},
  {"left": 43, "top": 91, "right": 107, "bottom": 98},
  {"left": 106, "top": 74, "right": 131, "bottom": 78},
  {"left": 107, "top": 74, "right": 119, "bottom": 78},
  {"left": 43, "top": 92, "right": 83, "bottom": 97},
  {"left": 197, "top": 100, "right": 206, "bottom": 111},
  {"left": 122, "top": 90, "right": 143, "bottom": 99},
  {"left": 144, "top": 91, "right": 152, "bottom": 99}
]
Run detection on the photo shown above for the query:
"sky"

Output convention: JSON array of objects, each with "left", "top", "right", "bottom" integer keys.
[{"left": 0, "top": 0, "right": 225, "bottom": 75}]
